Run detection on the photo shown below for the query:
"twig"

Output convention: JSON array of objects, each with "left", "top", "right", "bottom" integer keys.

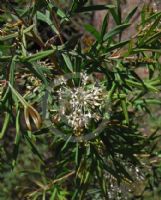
[
  {"left": 29, "top": 170, "right": 75, "bottom": 196},
  {"left": 46, "top": 0, "right": 64, "bottom": 45},
  {"left": 47, "top": 171, "right": 75, "bottom": 189}
]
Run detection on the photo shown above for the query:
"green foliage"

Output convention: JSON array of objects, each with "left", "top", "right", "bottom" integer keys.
[{"left": 0, "top": 0, "right": 161, "bottom": 199}]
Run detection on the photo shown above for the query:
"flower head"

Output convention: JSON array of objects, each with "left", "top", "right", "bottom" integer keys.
[
  {"left": 15, "top": 72, "right": 42, "bottom": 94},
  {"left": 51, "top": 72, "right": 106, "bottom": 135}
]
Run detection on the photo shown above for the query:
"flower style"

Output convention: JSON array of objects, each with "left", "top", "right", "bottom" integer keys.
[{"left": 0, "top": 83, "right": 3, "bottom": 100}]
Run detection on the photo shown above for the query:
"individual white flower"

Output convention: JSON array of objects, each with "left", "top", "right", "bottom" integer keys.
[{"left": 81, "top": 72, "right": 89, "bottom": 85}]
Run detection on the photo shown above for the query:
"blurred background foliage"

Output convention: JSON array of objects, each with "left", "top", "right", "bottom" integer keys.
[{"left": 0, "top": 0, "right": 161, "bottom": 199}]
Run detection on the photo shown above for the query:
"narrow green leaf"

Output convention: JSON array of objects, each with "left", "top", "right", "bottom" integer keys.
[
  {"left": 0, "top": 24, "right": 35, "bottom": 41},
  {"left": 12, "top": 110, "right": 21, "bottom": 167},
  {"left": 113, "top": 159, "right": 133, "bottom": 181},
  {"left": 132, "top": 48, "right": 161, "bottom": 54},
  {"left": 26, "top": 62, "right": 48, "bottom": 86},
  {"left": 50, "top": 188, "right": 57, "bottom": 200},
  {"left": 61, "top": 135, "right": 72, "bottom": 151},
  {"left": 124, "top": 7, "right": 138, "bottom": 23},
  {"left": 139, "top": 13, "right": 161, "bottom": 46},
  {"left": 121, "top": 99, "right": 129, "bottom": 124},
  {"left": 108, "top": 7, "right": 120, "bottom": 25},
  {"left": 84, "top": 24, "right": 101, "bottom": 41},
  {"left": 116, "top": 0, "right": 121, "bottom": 25},
  {"left": 105, "top": 40, "right": 129, "bottom": 52},
  {"left": 37, "top": 11, "right": 59, "bottom": 34},
  {"left": 75, "top": 5, "right": 115, "bottom": 12},
  {"left": 25, "top": 134, "right": 44, "bottom": 163},
  {"left": 101, "top": 13, "right": 109, "bottom": 39},
  {"left": 142, "top": 11, "right": 161, "bottom": 24},
  {"left": 125, "top": 79, "right": 158, "bottom": 92},
  {"left": 0, "top": 56, "right": 12, "bottom": 62},
  {"left": 62, "top": 53, "right": 73, "bottom": 72},
  {"left": 103, "top": 24, "right": 130, "bottom": 41},
  {"left": 0, "top": 112, "right": 10, "bottom": 139},
  {"left": 144, "top": 31, "right": 161, "bottom": 45},
  {"left": 75, "top": 143, "right": 79, "bottom": 166},
  {"left": 135, "top": 99, "right": 161, "bottom": 106},
  {"left": 22, "top": 49, "right": 55, "bottom": 62}
]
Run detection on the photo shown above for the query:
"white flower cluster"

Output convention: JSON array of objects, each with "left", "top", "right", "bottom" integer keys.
[
  {"left": 15, "top": 72, "right": 42, "bottom": 94},
  {"left": 53, "top": 73, "right": 105, "bottom": 135}
]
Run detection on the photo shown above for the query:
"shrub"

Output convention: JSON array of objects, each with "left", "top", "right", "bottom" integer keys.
[{"left": 0, "top": 0, "right": 161, "bottom": 199}]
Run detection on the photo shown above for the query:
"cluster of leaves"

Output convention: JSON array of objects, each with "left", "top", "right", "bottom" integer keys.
[{"left": 0, "top": 0, "right": 161, "bottom": 199}]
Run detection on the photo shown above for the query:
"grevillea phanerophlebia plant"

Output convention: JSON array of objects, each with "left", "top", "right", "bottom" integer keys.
[{"left": 0, "top": 1, "right": 161, "bottom": 199}]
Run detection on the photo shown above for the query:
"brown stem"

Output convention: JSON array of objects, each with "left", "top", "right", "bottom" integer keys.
[
  {"left": 51, "top": 10, "right": 64, "bottom": 44},
  {"left": 47, "top": 171, "right": 75, "bottom": 189},
  {"left": 29, "top": 171, "right": 75, "bottom": 196},
  {"left": 46, "top": 0, "right": 64, "bottom": 45}
]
